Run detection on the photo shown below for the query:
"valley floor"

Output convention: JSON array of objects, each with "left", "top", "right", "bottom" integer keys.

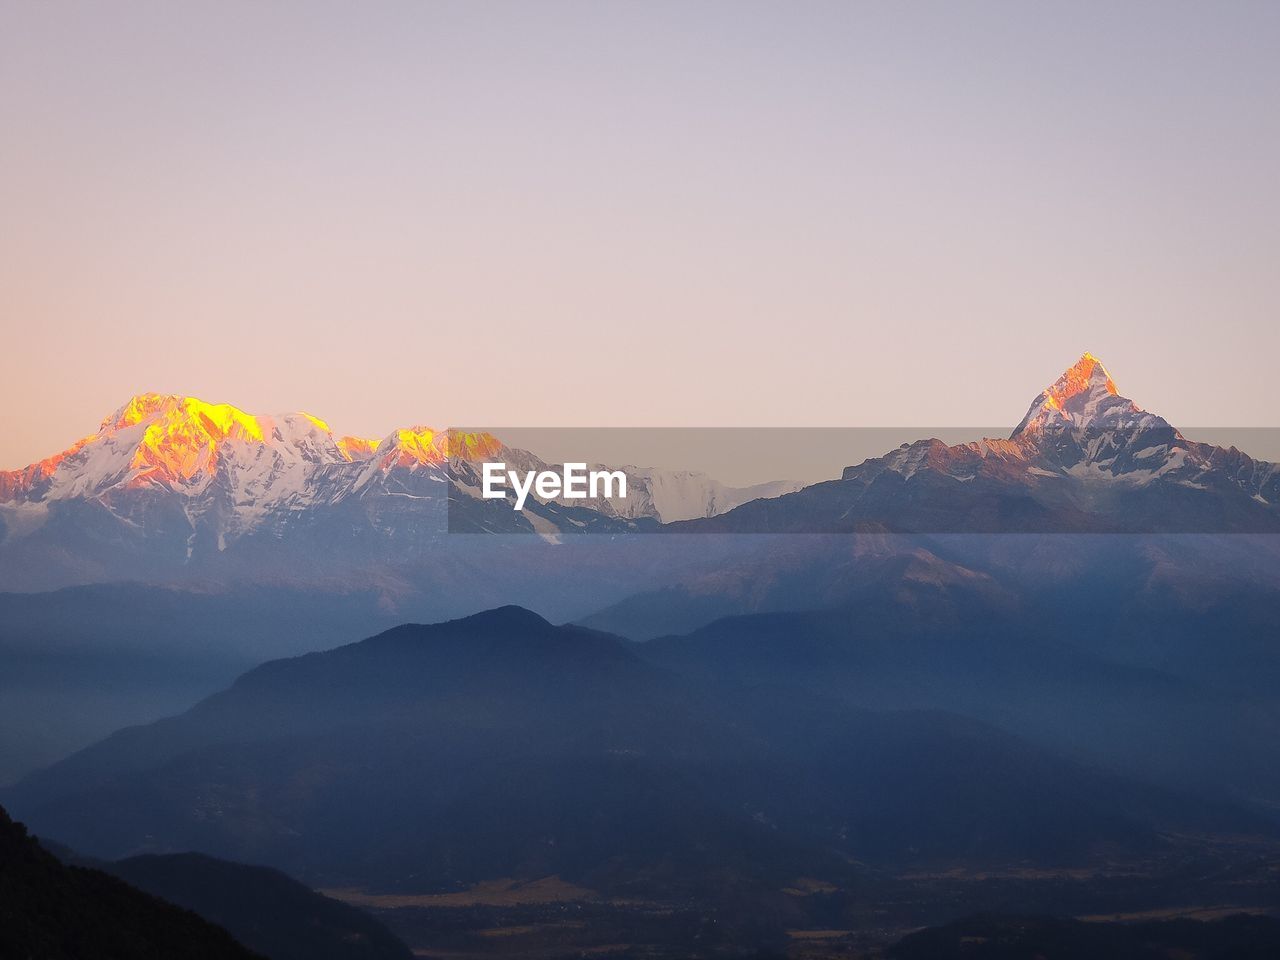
[{"left": 325, "top": 835, "right": 1280, "bottom": 959}]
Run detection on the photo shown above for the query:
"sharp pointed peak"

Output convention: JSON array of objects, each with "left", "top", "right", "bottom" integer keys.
[
  {"left": 1011, "top": 354, "right": 1131, "bottom": 438},
  {"left": 1048, "top": 353, "right": 1118, "bottom": 398}
]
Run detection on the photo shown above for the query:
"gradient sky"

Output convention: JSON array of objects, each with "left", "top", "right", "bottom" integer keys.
[{"left": 2, "top": 0, "right": 1278, "bottom": 468}]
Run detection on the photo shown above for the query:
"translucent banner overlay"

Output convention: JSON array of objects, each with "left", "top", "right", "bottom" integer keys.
[{"left": 443, "top": 427, "right": 1280, "bottom": 535}]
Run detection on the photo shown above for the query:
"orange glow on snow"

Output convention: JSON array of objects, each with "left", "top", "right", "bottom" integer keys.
[
  {"left": 336, "top": 436, "right": 381, "bottom": 461},
  {"left": 1, "top": 392, "right": 510, "bottom": 502},
  {"left": 1043, "top": 353, "right": 1118, "bottom": 410},
  {"left": 381, "top": 428, "right": 504, "bottom": 467},
  {"left": 126, "top": 397, "right": 269, "bottom": 482},
  {"left": 0, "top": 436, "right": 93, "bottom": 500}
]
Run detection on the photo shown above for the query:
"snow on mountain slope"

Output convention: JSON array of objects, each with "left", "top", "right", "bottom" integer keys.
[
  {"left": 1, "top": 394, "right": 365, "bottom": 502},
  {"left": 0, "top": 396, "right": 792, "bottom": 561},
  {"left": 1013, "top": 353, "right": 1133, "bottom": 437},
  {"left": 847, "top": 354, "right": 1279, "bottom": 501},
  {"left": 2, "top": 355, "right": 1275, "bottom": 588},
  {"left": 0, "top": 395, "right": 383, "bottom": 552}
]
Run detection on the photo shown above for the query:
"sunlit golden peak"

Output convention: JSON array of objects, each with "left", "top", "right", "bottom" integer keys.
[
  {"left": 336, "top": 435, "right": 381, "bottom": 461},
  {"left": 1044, "top": 353, "right": 1118, "bottom": 408},
  {"left": 1011, "top": 354, "right": 1127, "bottom": 438},
  {"left": 381, "top": 428, "right": 505, "bottom": 467},
  {"left": 118, "top": 396, "right": 267, "bottom": 482},
  {"left": 103, "top": 393, "right": 187, "bottom": 431},
  {"left": 89, "top": 393, "right": 371, "bottom": 483},
  {"left": 102, "top": 393, "right": 266, "bottom": 437}
]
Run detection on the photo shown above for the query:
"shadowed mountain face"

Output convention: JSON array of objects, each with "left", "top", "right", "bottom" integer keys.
[
  {"left": 579, "top": 530, "right": 1280, "bottom": 808},
  {"left": 634, "top": 586, "right": 1280, "bottom": 808},
  {"left": 0, "top": 582, "right": 404, "bottom": 785},
  {"left": 0, "top": 802, "right": 258, "bottom": 960},
  {"left": 103, "top": 854, "right": 413, "bottom": 960},
  {"left": 582, "top": 532, "right": 1280, "bottom": 661},
  {"left": 0, "top": 534, "right": 757, "bottom": 785},
  {"left": 4, "top": 607, "right": 1267, "bottom": 903}
]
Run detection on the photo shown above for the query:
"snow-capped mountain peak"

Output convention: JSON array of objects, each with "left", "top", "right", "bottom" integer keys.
[
  {"left": 837, "top": 354, "right": 1277, "bottom": 507},
  {"left": 0, "top": 393, "right": 367, "bottom": 505},
  {"left": 363, "top": 428, "right": 506, "bottom": 471},
  {"left": 0, "top": 394, "right": 785, "bottom": 544},
  {"left": 1003, "top": 354, "right": 1189, "bottom": 482},
  {"left": 1012, "top": 353, "right": 1141, "bottom": 438},
  {"left": 1, "top": 362, "right": 1277, "bottom": 588}
]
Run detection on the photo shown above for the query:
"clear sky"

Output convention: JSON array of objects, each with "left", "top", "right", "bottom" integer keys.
[{"left": 2, "top": 0, "right": 1277, "bottom": 467}]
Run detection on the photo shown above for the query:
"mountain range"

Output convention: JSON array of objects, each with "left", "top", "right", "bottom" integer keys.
[
  {"left": 675, "top": 354, "right": 1280, "bottom": 534},
  {"left": 3, "top": 354, "right": 1280, "bottom": 954},
  {"left": 0, "top": 394, "right": 796, "bottom": 590},
  {"left": 2, "top": 354, "right": 1276, "bottom": 598},
  {"left": 2, "top": 353, "right": 1279, "bottom": 786}
]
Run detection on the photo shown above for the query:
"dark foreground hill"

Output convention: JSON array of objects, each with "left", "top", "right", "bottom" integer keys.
[
  {"left": 105, "top": 853, "right": 413, "bottom": 960},
  {"left": 0, "top": 802, "right": 257, "bottom": 960}
]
